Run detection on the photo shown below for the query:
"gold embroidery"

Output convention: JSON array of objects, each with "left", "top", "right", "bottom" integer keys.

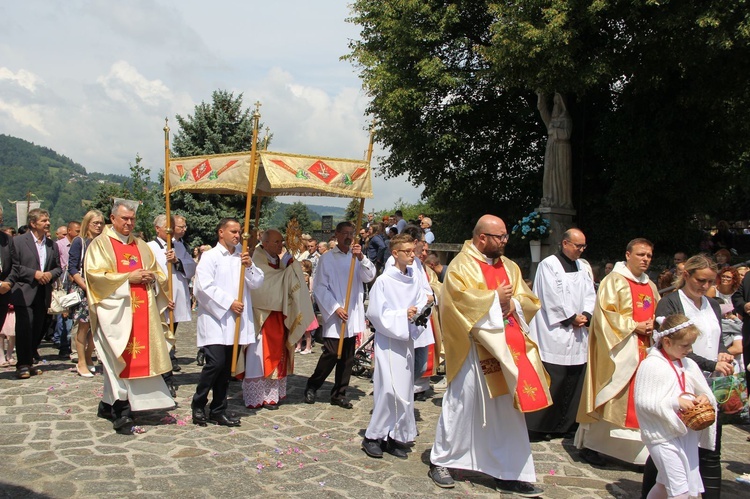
[
  {"left": 126, "top": 338, "right": 145, "bottom": 359},
  {"left": 131, "top": 291, "right": 145, "bottom": 311},
  {"left": 522, "top": 380, "right": 538, "bottom": 401},
  {"left": 508, "top": 346, "right": 520, "bottom": 364},
  {"left": 480, "top": 357, "right": 503, "bottom": 375},
  {"left": 120, "top": 253, "right": 139, "bottom": 267}
]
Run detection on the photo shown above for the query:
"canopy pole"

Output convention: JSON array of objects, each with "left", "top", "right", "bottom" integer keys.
[
  {"left": 163, "top": 118, "right": 175, "bottom": 336},
  {"left": 231, "top": 102, "right": 262, "bottom": 376},
  {"left": 336, "top": 124, "right": 376, "bottom": 359}
]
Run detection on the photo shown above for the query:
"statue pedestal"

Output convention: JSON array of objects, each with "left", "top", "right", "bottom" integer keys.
[{"left": 529, "top": 206, "right": 577, "bottom": 279}]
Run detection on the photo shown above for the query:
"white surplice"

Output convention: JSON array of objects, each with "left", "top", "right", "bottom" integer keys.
[
  {"left": 528, "top": 255, "right": 595, "bottom": 365},
  {"left": 384, "top": 255, "right": 435, "bottom": 348},
  {"left": 365, "top": 265, "right": 427, "bottom": 443},
  {"left": 194, "top": 243, "right": 264, "bottom": 347},
  {"left": 313, "top": 247, "right": 375, "bottom": 338},
  {"left": 148, "top": 238, "right": 197, "bottom": 323},
  {"left": 430, "top": 294, "right": 536, "bottom": 482}
]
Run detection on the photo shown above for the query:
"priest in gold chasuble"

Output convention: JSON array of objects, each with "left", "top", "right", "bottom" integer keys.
[
  {"left": 85, "top": 200, "right": 174, "bottom": 435},
  {"left": 575, "top": 238, "right": 659, "bottom": 466},
  {"left": 429, "top": 215, "right": 549, "bottom": 495}
]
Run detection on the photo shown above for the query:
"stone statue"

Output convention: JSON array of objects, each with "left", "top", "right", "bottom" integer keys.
[{"left": 537, "top": 92, "right": 573, "bottom": 209}]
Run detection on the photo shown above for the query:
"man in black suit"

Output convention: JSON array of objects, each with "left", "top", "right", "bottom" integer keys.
[
  {"left": 11, "top": 208, "right": 61, "bottom": 379},
  {"left": 0, "top": 204, "right": 18, "bottom": 332}
]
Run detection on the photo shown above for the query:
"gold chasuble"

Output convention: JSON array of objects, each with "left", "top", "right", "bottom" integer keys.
[
  {"left": 85, "top": 226, "right": 173, "bottom": 379},
  {"left": 250, "top": 249, "right": 316, "bottom": 378},
  {"left": 577, "top": 271, "right": 658, "bottom": 427},
  {"left": 440, "top": 241, "right": 552, "bottom": 412}
]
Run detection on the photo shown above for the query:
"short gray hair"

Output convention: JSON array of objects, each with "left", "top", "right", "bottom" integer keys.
[
  {"left": 154, "top": 214, "right": 167, "bottom": 228},
  {"left": 111, "top": 199, "right": 139, "bottom": 217}
]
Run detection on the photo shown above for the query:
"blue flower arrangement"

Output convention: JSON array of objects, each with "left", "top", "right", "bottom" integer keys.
[{"left": 511, "top": 211, "right": 551, "bottom": 241}]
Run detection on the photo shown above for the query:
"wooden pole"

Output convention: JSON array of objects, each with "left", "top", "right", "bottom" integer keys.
[
  {"left": 163, "top": 118, "right": 175, "bottom": 334},
  {"left": 231, "top": 102, "right": 262, "bottom": 375},
  {"left": 336, "top": 124, "right": 376, "bottom": 358}
]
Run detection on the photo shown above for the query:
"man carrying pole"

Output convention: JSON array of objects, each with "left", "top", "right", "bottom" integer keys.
[{"left": 304, "top": 221, "right": 375, "bottom": 408}]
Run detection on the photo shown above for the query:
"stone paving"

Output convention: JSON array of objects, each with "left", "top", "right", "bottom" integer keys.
[{"left": 1, "top": 318, "right": 749, "bottom": 498}]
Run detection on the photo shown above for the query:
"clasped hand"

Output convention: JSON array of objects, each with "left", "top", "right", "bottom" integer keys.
[{"left": 128, "top": 269, "right": 155, "bottom": 284}]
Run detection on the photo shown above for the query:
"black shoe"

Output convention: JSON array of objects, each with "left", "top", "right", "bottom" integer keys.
[
  {"left": 113, "top": 416, "right": 136, "bottom": 435},
  {"left": 171, "top": 360, "right": 181, "bottom": 372},
  {"left": 580, "top": 447, "right": 606, "bottom": 467},
  {"left": 167, "top": 382, "right": 177, "bottom": 398},
  {"left": 209, "top": 413, "right": 241, "bottom": 427},
  {"left": 192, "top": 407, "right": 208, "bottom": 426},
  {"left": 304, "top": 388, "right": 316, "bottom": 404},
  {"left": 196, "top": 350, "right": 205, "bottom": 366},
  {"left": 262, "top": 403, "right": 279, "bottom": 410},
  {"left": 414, "top": 391, "right": 428, "bottom": 402},
  {"left": 383, "top": 437, "right": 408, "bottom": 459},
  {"left": 330, "top": 398, "right": 353, "bottom": 409},
  {"left": 362, "top": 438, "right": 383, "bottom": 458},
  {"left": 428, "top": 464, "right": 455, "bottom": 488},
  {"left": 528, "top": 430, "right": 553, "bottom": 442},
  {"left": 16, "top": 367, "right": 30, "bottom": 379},
  {"left": 97, "top": 401, "right": 114, "bottom": 421},
  {"left": 495, "top": 479, "right": 543, "bottom": 497}
]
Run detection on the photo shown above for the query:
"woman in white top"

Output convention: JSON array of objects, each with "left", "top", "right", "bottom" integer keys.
[{"left": 643, "top": 255, "right": 734, "bottom": 499}]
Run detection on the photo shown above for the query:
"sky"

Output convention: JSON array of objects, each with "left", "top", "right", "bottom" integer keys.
[{"left": 0, "top": 0, "right": 417, "bottom": 211}]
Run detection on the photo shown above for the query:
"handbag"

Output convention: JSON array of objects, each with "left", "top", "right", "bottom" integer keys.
[{"left": 48, "top": 276, "right": 82, "bottom": 314}]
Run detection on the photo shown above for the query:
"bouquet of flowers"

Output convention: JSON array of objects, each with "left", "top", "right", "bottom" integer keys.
[{"left": 511, "top": 211, "right": 550, "bottom": 241}]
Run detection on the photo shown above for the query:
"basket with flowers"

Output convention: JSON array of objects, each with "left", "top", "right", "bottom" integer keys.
[{"left": 511, "top": 211, "right": 551, "bottom": 241}]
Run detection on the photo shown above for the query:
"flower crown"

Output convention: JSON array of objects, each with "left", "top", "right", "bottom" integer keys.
[{"left": 652, "top": 318, "right": 694, "bottom": 344}]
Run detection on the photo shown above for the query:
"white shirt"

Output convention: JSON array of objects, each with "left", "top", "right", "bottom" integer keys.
[
  {"left": 313, "top": 245, "right": 375, "bottom": 338},
  {"left": 147, "top": 237, "right": 197, "bottom": 323},
  {"left": 34, "top": 233, "right": 47, "bottom": 271},
  {"left": 678, "top": 290, "right": 721, "bottom": 362},
  {"left": 194, "top": 243, "right": 264, "bottom": 347}
]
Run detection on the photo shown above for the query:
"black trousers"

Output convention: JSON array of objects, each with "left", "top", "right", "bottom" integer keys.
[
  {"left": 192, "top": 344, "right": 233, "bottom": 416},
  {"left": 525, "top": 362, "right": 585, "bottom": 434},
  {"left": 306, "top": 336, "right": 356, "bottom": 401},
  {"left": 641, "top": 422, "right": 722, "bottom": 499},
  {"left": 15, "top": 291, "right": 49, "bottom": 367}
]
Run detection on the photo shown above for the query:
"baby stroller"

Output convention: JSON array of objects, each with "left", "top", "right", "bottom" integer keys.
[{"left": 351, "top": 326, "right": 375, "bottom": 378}]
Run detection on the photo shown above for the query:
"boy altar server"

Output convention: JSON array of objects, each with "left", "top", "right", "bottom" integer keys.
[{"left": 362, "top": 234, "right": 428, "bottom": 459}]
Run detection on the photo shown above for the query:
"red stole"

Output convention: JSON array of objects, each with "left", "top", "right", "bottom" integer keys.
[
  {"left": 262, "top": 258, "right": 288, "bottom": 378},
  {"left": 477, "top": 258, "right": 548, "bottom": 412},
  {"left": 111, "top": 237, "right": 151, "bottom": 379},
  {"left": 422, "top": 267, "right": 436, "bottom": 378},
  {"left": 623, "top": 279, "right": 656, "bottom": 429}
]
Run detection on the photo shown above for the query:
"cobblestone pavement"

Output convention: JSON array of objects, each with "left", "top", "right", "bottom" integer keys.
[{"left": 1, "top": 318, "right": 749, "bottom": 498}]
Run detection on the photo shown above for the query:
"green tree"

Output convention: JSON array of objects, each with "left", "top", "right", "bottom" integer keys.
[
  {"left": 283, "top": 201, "right": 313, "bottom": 234},
  {"left": 169, "top": 90, "right": 270, "bottom": 247},
  {"left": 347, "top": 1, "right": 750, "bottom": 257},
  {"left": 344, "top": 198, "right": 361, "bottom": 223}
]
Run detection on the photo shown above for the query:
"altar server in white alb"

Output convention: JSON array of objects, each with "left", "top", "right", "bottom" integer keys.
[
  {"left": 147, "top": 215, "right": 196, "bottom": 387},
  {"left": 526, "top": 228, "right": 596, "bottom": 440},
  {"left": 362, "top": 233, "right": 428, "bottom": 459},
  {"left": 191, "top": 218, "right": 264, "bottom": 427}
]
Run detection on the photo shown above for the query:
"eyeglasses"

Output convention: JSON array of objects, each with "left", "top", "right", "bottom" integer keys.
[
  {"left": 720, "top": 275, "right": 733, "bottom": 281},
  {"left": 564, "top": 240, "right": 588, "bottom": 250},
  {"left": 396, "top": 249, "right": 415, "bottom": 255},
  {"left": 483, "top": 233, "right": 509, "bottom": 242},
  {"left": 91, "top": 221, "right": 104, "bottom": 226}
]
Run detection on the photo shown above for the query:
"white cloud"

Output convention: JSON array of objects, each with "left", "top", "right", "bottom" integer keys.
[
  {"left": 0, "top": 67, "right": 41, "bottom": 92},
  {"left": 0, "top": 100, "right": 48, "bottom": 135},
  {"left": 97, "top": 60, "right": 172, "bottom": 107}
]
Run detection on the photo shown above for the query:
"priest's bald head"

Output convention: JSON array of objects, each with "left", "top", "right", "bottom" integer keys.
[
  {"left": 472, "top": 215, "right": 509, "bottom": 260},
  {"left": 561, "top": 228, "right": 587, "bottom": 261},
  {"left": 261, "top": 229, "right": 284, "bottom": 257}
]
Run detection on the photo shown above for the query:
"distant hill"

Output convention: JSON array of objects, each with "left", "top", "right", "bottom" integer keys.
[
  {"left": 0, "top": 134, "right": 130, "bottom": 228},
  {"left": 0, "top": 134, "right": 346, "bottom": 229}
]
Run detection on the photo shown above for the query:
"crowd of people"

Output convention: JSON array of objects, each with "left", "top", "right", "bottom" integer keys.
[{"left": 1, "top": 199, "right": 749, "bottom": 497}]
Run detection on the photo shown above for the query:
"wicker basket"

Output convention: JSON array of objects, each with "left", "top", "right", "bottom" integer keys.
[{"left": 679, "top": 396, "right": 716, "bottom": 431}]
